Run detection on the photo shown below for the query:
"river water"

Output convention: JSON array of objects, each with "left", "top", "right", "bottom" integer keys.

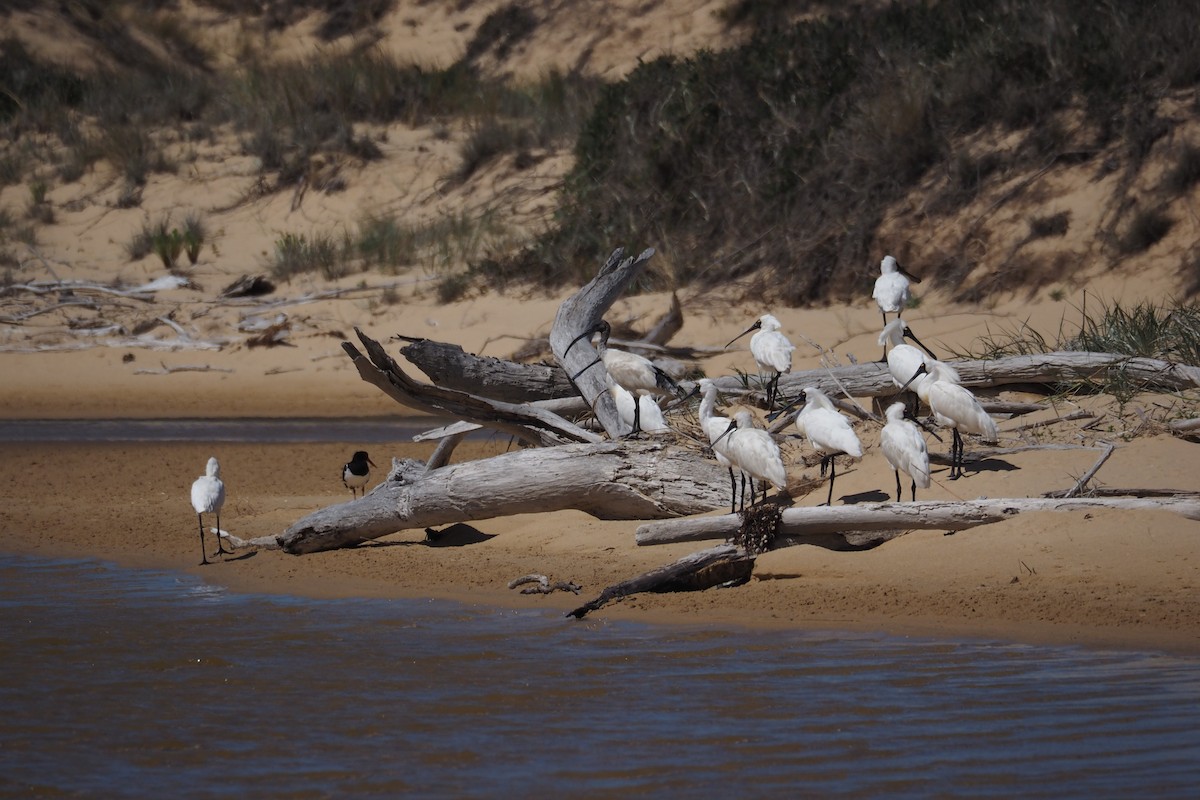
[{"left": 2, "top": 553, "right": 1198, "bottom": 798}]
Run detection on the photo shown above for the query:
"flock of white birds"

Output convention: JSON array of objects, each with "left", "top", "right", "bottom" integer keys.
[
  {"left": 578, "top": 254, "right": 1000, "bottom": 514},
  {"left": 189, "top": 254, "right": 1001, "bottom": 563}
]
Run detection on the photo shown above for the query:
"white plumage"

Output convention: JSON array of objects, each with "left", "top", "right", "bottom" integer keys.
[
  {"left": 880, "top": 402, "right": 931, "bottom": 502},
  {"left": 723, "top": 409, "right": 788, "bottom": 505},
  {"left": 608, "top": 375, "right": 670, "bottom": 434},
  {"left": 698, "top": 378, "right": 743, "bottom": 512},
  {"left": 190, "top": 456, "right": 228, "bottom": 565},
  {"left": 922, "top": 360, "right": 997, "bottom": 479},
  {"left": 878, "top": 319, "right": 929, "bottom": 396},
  {"left": 872, "top": 255, "right": 920, "bottom": 327},
  {"left": 567, "top": 320, "right": 682, "bottom": 435},
  {"left": 795, "top": 386, "right": 862, "bottom": 505},
  {"left": 727, "top": 313, "right": 795, "bottom": 410}
]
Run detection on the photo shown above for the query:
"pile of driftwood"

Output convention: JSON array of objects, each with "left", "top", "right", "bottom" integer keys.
[{"left": 233, "top": 248, "right": 1200, "bottom": 617}]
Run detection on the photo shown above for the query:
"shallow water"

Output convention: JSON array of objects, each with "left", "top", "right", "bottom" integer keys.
[
  {"left": 0, "top": 417, "right": 468, "bottom": 444},
  {"left": 1, "top": 554, "right": 1198, "bottom": 798}
]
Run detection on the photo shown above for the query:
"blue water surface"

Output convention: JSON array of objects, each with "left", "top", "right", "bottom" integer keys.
[{"left": 0, "top": 553, "right": 1197, "bottom": 798}]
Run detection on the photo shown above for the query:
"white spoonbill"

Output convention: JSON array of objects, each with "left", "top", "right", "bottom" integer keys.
[
  {"left": 878, "top": 319, "right": 939, "bottom": 406},
  {"left": 698, "top": 378, "right": 742, "bottom": 512},
  {"left": 342, "top": 450, "right": 376, "bottom": 498},
  {"left": 872, "top": 255, "right": 921, "bottom": 330},
  {"left": 905, "top": 361, "right": 997, "bottom": 480},
  {"left": 716, "top": 409, "right": 788, "bottom": 508},
  {"left": 726, "top": 313, "right": 796, "bottom": 411},
  {"left": 880, "top": 402, "right": 931, "bottom": 502},
  {"left": 608, "top": 375, "right": 670, "bottom": 434},
  {"left": 789, "top": 386, "right": 863, "bottom": 505},
  {"left": 566, "top": 320, "right": 685, "bottom": 435},
  {"left": 190, "top": 456, "right": 228, "bottom": 566}
]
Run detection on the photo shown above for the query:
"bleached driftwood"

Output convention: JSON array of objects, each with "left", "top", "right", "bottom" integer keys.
[
  {"left": 550, "top": 247, "right": 657, "bottom": 438},
  {"left": 134, "top": 362, "right": 234, "bottom": 375},
  {"left": 1170, "top": 417, "right": 1200, "bottom": 440},
  {"left": 736, "top": 351, "right": 1200, "bottom": 408},
  {"left": 634, "top": 496, "right": 1200, "bottom": 546},
  {"left": 398, "top": 337, "right": 576, "bottom": 403},
  {"left": 343, "top": 327, "right": 601, "bottom": 447},
  {"left": 259, "top": 440, "right": 731, "bottom": 554}
]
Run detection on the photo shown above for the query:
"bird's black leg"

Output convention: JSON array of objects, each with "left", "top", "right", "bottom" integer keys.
[
  {"left": 950, "top": 429, "right": 963, "bottom": 479},
  {"left": 826, "top": 458, "right": 837, "bottom": 506},
  {"left": 629, "top": 397, "right": 643, "bottom": 437},
  {"left": 910, "top": 478, "right": 918, "bottom": 503},
  {"left": 198, "top": 514, "right": 210, "bottom": 566},
  {"left": 894, "top": 469, "right": 902, "bottom": 503},
  {"left": 819, "top": 455, "right": 829, "bottom": 478},
  {"left": 728, "top": 467, "right": 737, "bottom": 515},
  {"left": 215, "top": 510, "right": 233, "bottom": 555}
]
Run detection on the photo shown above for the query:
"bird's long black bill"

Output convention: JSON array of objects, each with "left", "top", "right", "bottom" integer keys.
[
  {"left": 724, "top": 321, "right": 761, "bottom": 349},
  {"left": 895, "top": 363, "right": 928, "bottom": 395},
  {"left": 563, "top": 327, "right": 596, "bottom": 357},
  {"left": 710, "top": 419, "right": 738, "bottom": 448},
  {"left": 765, "top": 396, "right": 801, "bottom": 423},
  {"left": 904, "top": 329, "right": 938, "bottom": 359},
  {"left": 570, "top": 356, "right": 602, "bottom": 381},
  {"left": 900, "top": 266, "right": 922, "bottom": 284}
]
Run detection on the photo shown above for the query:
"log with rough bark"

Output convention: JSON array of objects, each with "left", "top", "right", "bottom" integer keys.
[
  {"left": 566, "top": 544, "right": 753, "bottom": 619},
  {"left": 343, "top": 327, "right": 601, "bottom": 447},
  {"left": 754, "top": 351, "right": 1200, "bottom": 406},
  {"left": 634, "top": 496, "right": 1200, "bottom": 546},
  {"left": 258, "top": 440, "right": 731, "bottom": 554},
  {"left": 398, "top": 337, "right": 578, "bottom": 403}
]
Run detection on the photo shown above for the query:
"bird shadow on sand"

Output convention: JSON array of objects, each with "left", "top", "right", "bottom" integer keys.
[
  {"left": 218, "top": 550, "right": 257, "bottom": 563},
  {"left": 944, "top": 457, "right": 1019, "bottom": 475},
  {"left": 422, "top": 523, "right": 496, "bottom": 547},
  {"left": 840, "top": 489, "right": 891, "bottom": 504}
]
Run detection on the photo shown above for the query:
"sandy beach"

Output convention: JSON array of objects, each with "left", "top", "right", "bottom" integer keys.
[
  {"left": 2, "top": 2, "right": 1199, "bottom": 656},
  {"left": 3, "top": 273, "right": 1199, "bottom": 656}
]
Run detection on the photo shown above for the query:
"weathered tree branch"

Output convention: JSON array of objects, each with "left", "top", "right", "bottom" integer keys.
[
  {"left": 754, "top": 351, "right": 1200, "bottom": 406},
  {"left": 343, "top": 328, "right": 601, "bottom": 447},
  {"left": 265, "top": 440, "right": 731, "bottom": 554},
  {"left": 634, "top": 496, "right": 1200, "bottom": 546},
  {"left": 550, "top": 247, "right": 657, "bottom": 438},
  {"left": 398, "top": 337, "right": 577, "bottom": 402},
  {"left": 566, "top": 544, "right": 753, "bottom": 619}
]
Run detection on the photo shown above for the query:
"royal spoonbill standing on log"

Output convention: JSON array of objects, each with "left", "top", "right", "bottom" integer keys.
[
  {"left": 872, "top": 255, "right": 921, "bottom": 340},
  {"left": 726, "top": 313, "right": 795, "bottom": 412},
  {"left": 878, "top": 319, "right": 939, "bottom": 409},
  {"left": 880, "top": 402, "right": 931, "bottom": 502},
  {"left": 342, "top": 450, "right": 376, "bottom": 498},
  {"left": 904, "top": 361, "right": 997, "bottom": 480},
  {"left": 698, "top": 378, "right": 744, "bottom": 512},
  {"left": 714, "top": 409, "right": 787, "bottom": 509},
  {"left": 608, "top": 375, "right": 670, "bottom": 434},
  {"left": 786, "top": 386, "right": 863, "bottom": 505},
  {"left": 566, "top": 320, "right": 685, "bottom": 435},
  {"left": 190, "top": 456, "right": 228, "bottom": 565}
]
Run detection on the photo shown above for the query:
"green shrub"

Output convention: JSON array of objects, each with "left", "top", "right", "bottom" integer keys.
[{"left": 272, "top": 231, "right": 352, "bottom": 281}]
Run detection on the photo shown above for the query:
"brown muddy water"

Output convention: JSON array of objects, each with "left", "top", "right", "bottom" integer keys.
[{"left": 1, "top": 553, "right": 1198, "bottom": 798}]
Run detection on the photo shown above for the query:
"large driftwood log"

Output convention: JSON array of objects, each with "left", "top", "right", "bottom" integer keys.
[
  {"left": 343, "top": 327, "right": 601, "bottom": 447},
  {"left": 398, "top": 337, "right": 577, "bottom": 403},
  {"left": 635, "top": 496, "right": 1200, "bottom": 546},
  {"left": 262, "top": 440, "right": 731, "bottom": 554},
  {"left": 755, "top": 351, "right": 1200, "bottom": 406},
  {"left": 550, "top": 247, "right": 657, "bottom": 438}
]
